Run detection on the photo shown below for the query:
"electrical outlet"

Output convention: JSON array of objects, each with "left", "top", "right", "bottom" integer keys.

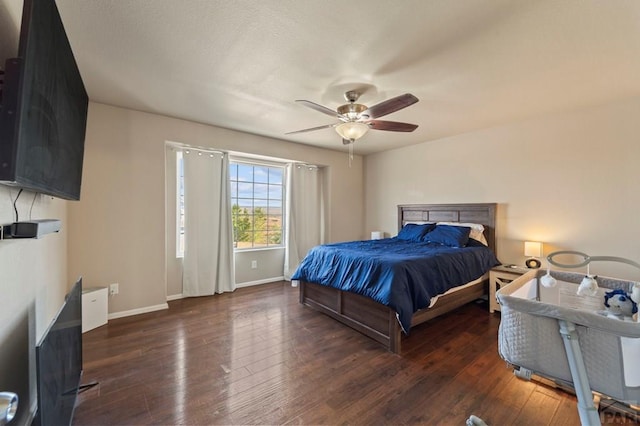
[
  {"left": 109, "top": 283, "right": 119, "bottom": 295},
  {"left": 251, "top": 260, "right": 258, "bottom": 269}
]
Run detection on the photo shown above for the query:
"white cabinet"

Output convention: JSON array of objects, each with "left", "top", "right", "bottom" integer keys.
[{"left": 82, "top": 287, "right": 108, "bottom": 333}]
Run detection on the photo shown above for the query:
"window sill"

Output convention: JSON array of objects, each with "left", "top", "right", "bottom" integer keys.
[
  {"left": 177, "top": 246, "right": 285, "bottom": 258},
  {"left": 234, "top": 246, "right": 285, "bottom": 253}
]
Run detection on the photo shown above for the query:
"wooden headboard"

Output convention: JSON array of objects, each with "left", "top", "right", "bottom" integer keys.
[{"left": 397, "top": 203, "right": 497, "bottom": 254}]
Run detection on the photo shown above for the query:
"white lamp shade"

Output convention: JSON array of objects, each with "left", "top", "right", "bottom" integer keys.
[
  {"left": 524, "top": 241, "right": 542, "bottom": 257},
  {"left": 335, "top": 122, "right": 370, "bottom": 141}
]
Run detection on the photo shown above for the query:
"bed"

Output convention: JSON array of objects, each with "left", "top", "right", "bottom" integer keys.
[{"left": 293, "top": 203, "right": 499, "bottom": 354}]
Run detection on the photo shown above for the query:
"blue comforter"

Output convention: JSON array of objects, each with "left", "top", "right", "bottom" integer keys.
[{"left": 291, "top": 238, "right": 499, "bottom": 333}]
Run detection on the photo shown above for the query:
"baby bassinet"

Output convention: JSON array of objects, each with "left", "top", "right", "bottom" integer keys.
[{"left": 497, "top": 269, "right": 640, "bottom": 425}]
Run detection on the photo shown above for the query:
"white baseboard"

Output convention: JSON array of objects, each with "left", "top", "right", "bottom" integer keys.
[
  {"left": 165, "top": 278, "right": 284, "bottom": 302},
  {"left": 166, "top": 293, "right": 184, "bottom": 301},
  {"left": 235, "top": 276, "right": 284, "bottom": 288},
  {"left": 108, "top": 302, "right": 169, "bottom": 320}
]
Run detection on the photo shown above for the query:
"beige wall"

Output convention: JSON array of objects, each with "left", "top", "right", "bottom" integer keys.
[
  {"left": 69, "top": 102, "right": 364, "bottom": 315},
  {"left": 365, "top": 97, "right": 640, "bottom": 280},
  {"left": 0, "top": 190, "right": 69, "bottom": 424},
  {"left": 234, "top": 249, "right": 286, "bottom": 286}
]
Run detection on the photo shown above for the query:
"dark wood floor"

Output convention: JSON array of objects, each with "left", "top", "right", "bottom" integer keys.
[{"left": 74, "top": 281, "right": 634, "bottom": 425}]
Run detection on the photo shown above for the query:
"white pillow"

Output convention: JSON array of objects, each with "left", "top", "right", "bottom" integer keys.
[{"left": 437, "top": 222, "right": 488, "bottom": 246}]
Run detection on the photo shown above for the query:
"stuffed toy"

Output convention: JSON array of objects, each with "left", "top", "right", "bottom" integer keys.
[
  {"left": 577, "top": 274, "right": 598, "bottom": 296},
  {"left": 631, "top": 283, "right": 640, "bottom": 322},
  {"left": 631, "top": 283, "right": 640, "bottom": 306},
  {"left": 601, "top": 289, "right": 638, "bottom": 321}
]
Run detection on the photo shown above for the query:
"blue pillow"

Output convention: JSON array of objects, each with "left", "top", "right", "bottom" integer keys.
[
  {"left": 422, "top": 224, "right": 471, "bottom": 248},
  {"left": 397, "top": 223, "right": 435, "bottom": 242}
]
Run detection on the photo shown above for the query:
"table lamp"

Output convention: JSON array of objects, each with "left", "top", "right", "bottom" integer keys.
[{"left": 524, "top": 241, "right": 542, "bottom": 268}]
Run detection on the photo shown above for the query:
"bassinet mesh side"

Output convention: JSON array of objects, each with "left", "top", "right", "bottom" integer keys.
[
  {"left": 498, "top": 305, "right": 573, "bottom": 383},
  {"left": 497, "top": 270, "right": 640, "bottom": 404}
]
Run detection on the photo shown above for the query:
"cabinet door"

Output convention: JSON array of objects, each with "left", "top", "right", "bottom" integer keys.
[{"left": 82, "top": 287, "right": 108, "bottom": 332}]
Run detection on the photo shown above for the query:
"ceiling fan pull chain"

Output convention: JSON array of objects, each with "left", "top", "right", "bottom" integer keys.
[{"left": 348, "top": 143, "right": 353, "bottom": 168}]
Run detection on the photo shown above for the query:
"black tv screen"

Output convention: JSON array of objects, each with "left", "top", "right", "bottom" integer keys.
[
  {"left": 0, "top": 0, "right": 88, "bottom": 200},
  {"left": 35, "top": 278, "right": 83, "bottom": 426}
]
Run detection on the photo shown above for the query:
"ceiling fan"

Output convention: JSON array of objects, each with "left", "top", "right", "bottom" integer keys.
[{"left": 286, "top": 90, "right": 419, "bottom": 144}]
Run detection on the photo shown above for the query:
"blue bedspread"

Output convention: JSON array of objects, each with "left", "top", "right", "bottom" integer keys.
[{"left": 291, "top": 238, "right": 500, "bottom": 333}]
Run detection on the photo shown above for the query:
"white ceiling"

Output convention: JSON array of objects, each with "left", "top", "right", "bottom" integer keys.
[{"left": 15, "top": 0, "right": 640, "bottom": 154}]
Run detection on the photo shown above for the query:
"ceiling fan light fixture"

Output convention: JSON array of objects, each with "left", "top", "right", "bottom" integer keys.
[
  {"left": 335, "top": 122, "right": 369, "bottom": 141},
  {"left": 288, "top": 91, "right": 419, "bottom": 144}
]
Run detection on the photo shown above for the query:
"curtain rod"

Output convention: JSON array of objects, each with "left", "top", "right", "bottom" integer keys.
[
  {"left": 168, "top": 142, "right": 320, "bottom": 168},
  {"left": 182, "top": 148, "right": 225, "bottom": 156},
  {"left": 295, "top": 163, "right": 319, "bottom": 170},
  {"left": 231, "top": 157, "right": 320, "bottom": 169},
  {"left": 167, "top": 142, "right": 224, "bottom": 155}
]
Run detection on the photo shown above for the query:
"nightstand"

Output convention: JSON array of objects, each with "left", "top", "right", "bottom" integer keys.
[{"left": 489, "top": 265, "right": 529, "bottom": 313}]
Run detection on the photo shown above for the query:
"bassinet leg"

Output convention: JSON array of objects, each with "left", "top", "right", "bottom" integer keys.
[{"left": 558, "top": 320, "right": 601, "bottom": 426}]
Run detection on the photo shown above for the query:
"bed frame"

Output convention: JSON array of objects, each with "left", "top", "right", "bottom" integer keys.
[{"left": 298, "top": 203, "right": 497, "bottom": 354}]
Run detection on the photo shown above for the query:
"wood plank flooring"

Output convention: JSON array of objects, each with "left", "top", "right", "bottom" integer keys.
[{"left": 73, "top": 281, "right": 635, "bottom": 425}]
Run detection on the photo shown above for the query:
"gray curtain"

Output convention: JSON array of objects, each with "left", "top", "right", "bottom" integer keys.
[
  {"left": 284, "top": 163, "right": 325, "bottom": 281},
  {"left": 182, "top": 150, "right": 235, "bottom": 296}
]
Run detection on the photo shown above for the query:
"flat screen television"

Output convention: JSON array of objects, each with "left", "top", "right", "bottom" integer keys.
[
  {"left": 0, "top": 0, "right": 88, "bottom": 200},
  {"left": 35, "top": 277, "right": 83, "bottom": 426}
]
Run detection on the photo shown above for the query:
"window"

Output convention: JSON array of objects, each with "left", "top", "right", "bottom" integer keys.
[
  {"left": 230, "top": 161, "right": 284, "bottom": 250},
  {"left": 176, "top": 153, "right": 285, "bottom": 256},
  {"left": 176, "top": 151, "right": 185, "bottom": 257}
]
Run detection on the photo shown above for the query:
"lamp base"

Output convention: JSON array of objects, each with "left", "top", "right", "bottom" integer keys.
[{"left": 525, "top": 258, "right": 541, "bottom": 269}]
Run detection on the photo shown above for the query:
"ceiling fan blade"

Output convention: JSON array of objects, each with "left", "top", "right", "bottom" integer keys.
[
  {"left": 362, "top": 93, "right": 418, "bottom": 119},
  {"left": 285, "top": 123, "right": 336, "bottom": 135},
  {"left": 365, "top": 120, "right": 418, "bottom": 132},
  {"left": 295, "top": 100, "right": 341, "bottom": 118}
]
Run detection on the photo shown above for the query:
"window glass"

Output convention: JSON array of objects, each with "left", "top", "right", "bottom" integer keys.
[
  {"left": 176, "top": 151, "right": 185, "bottom": 257},
  {"left": 230, "top": 161, "right": 285, "bottom": 250},
  {"left": 236, "top": 164, "right": 253, "bottom": 182},
  {"left": 254, "top": 166, "right": 269, "bottom": 184},
  {"left": 269, "top": 168, "right": 283, "bottom": 184}
]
